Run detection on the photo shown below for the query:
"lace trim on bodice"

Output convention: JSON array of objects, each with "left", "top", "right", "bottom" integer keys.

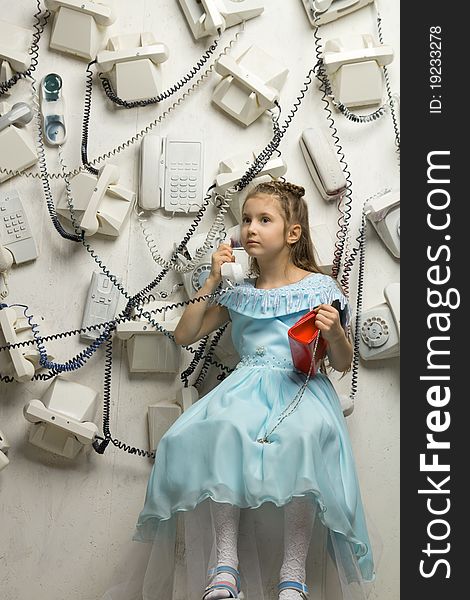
[{"left": 210, "top": 273, "right": 351, "bottom": 324}]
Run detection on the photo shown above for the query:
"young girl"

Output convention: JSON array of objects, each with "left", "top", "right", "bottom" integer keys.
[{"left": 129, "top": 181, "right": 376, "bottom": 600}]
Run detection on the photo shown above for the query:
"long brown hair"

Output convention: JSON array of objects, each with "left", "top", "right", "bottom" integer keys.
[
  {"left": 243, "top": 181, "right": 351, "bottom": 375},
  {"left": 242, "top": 180, "right": 324, "bottom": 277}
]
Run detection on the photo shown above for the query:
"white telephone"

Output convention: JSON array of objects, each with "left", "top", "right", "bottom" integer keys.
[
  {"left": 364, "top": 190, "right": 400, "bottom": 259},
  {"left": 310, "top": 223, "right": 336, "bottom": 274},
  {"left": 97, "top": 32, "right": 169, "bottom": 102},
  {"left": 212, "top": 45, "right": 289, "bottom": 127},
  {"left": 214, "top": 148, "right": 287, "bottom": 223},
  {"left": 0, "top": 102, "right": 38, "bottom": 183},
  {"left": 115, "top": 301, "right": 181, "bottom": 373},
  {"left": 80, "top": 271, "right": 121, "bottom": 341},
  {"left": 0, "top": 305, "right": 54, "bottom": 382},
  {"left": 323, "top": 34, "right": 394, "bottom": 108},
  {"left": 44, "top": 0, "right": 116, "bottom": 61},
  {"left": 0, "top": 19, "right": 32, "bottom": 89},
  {"left": 176, "top": 226, "right": 249, "bottom": 296},
  {"left": 139, "top": 134, "right": 204, "bottom": 213},
  {"left": 23, "top": 377, "right": 99, "bottom": 458},
  {"left": 301, "top": 0, "right": 374, "bottom": 26},
  {"left": 355, "top": 283, "right": 400, "bottom": 361},
  {"left": 57, "top": 163, "right": 135, "bottom": 237},
  {"left": 40, "top": 73, "right": 67, "bottom": 145},
  {"left": 300, "top": 128, "right": 347, "bottom": 202},
  {"left": 178, "top": 0, "right": 264, "bottom": 40},
  {"left": 0, "top": 428, "right": 10, "bottom": 471}
]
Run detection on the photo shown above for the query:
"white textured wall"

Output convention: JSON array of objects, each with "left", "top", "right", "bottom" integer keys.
[{"left": 0, "top": 1, "right": 399, "bottom": 599}]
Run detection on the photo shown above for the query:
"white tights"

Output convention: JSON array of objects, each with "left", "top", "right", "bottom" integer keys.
[{"left": 206, "top": 497, "right": 315, "bottom": 599}]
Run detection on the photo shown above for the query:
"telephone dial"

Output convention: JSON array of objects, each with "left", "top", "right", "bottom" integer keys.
[
  {"left": 178, "top": 0, "right": 264, "bottom": 40},
  {"left": 364, "top": 190, "right": 400, "bottom": 259},
  {"left": 353, "top": 282, "right": 400, "bottom": 361},
  {"left": 301, "top": 0, "right": 374, "bottom": 26}
]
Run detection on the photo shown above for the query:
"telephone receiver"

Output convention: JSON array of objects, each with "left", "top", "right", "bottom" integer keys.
[
  {"left": 302, "top": 0, "right": 374, "bottom": 26},
  {"left": 0, "top": 102, "right": 33, "bottom": 133},
  {"left": 220, "top": 226, "right": 250, "bottom": 286},
  {"left": 0, "top": 244, "right": 14, "bottom": 273},
  {"left": 80, "top": 164, "right": 120, "bottom": 235},
  {"left": 364, "top": 190, "right": 400, "bottom": 259},
  {"left": 300, "top": 128, "right": 347, "bottom": 201},
  {"left": 356, "top": 283, "right": 400, "bottom": 361}
]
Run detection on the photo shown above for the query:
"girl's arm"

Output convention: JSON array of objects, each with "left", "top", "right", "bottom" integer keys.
[
  {"left": 314, "top": 304, "right": 353, "bottom": 372},
  {"left": 173, "top": 277, "right": 230, "bottom": 345},
  {"left": 173, "top": 243, "right": 234, "bottom": 346}
]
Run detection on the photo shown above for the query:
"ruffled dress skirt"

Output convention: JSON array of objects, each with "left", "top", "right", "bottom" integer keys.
[{"left": 100, "top": 274, "right": 382, "bottom": 600}]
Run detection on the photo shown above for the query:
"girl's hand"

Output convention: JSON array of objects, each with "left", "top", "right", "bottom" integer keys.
[
  {"left": 314, "top": 304, "right": 345, "bottom": 344},
  {"left": 208, "top": 243, "right": 235, "bottom": 285}
]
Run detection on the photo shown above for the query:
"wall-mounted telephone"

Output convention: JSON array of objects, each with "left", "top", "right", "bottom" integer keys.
[
  {"left": 0, "top": 103, "right": 38, "bottom": 183},
  {"left": 23, "top": 377, "right": 99, "bottom": 458},
  {"left": 0, "top": 305, "right": 51, "bottom": 382},
  {"left": 215, "top": 148, "right": 287, "bottom": 222},
  {"left": 0, "top": 189, "right": 38, "bottom": 264},
  {"left": 45, "top": 0, "right": 116, "bottom": 61},
  {"left": 115, "top": 301, "right": 181, "bottom": 373},
  {"left": 97, "top": 32, "right": 169, "bottom": 102},
  {"left": 0, "top": 428, "right": 10, "bottom": 471},
  {"left": 301, "top": 0, "right": 374, "bottom": 27},
  {"left": 323, "top": 34, "right": 394, "bottom": 108},
  {"left": 178, "top": 0, "right": 264, "bottom": 40},
  {"left": 80, "top": 271, "right": 121, "bottom": 341},
  {"left": 139, "top": 134, "right": 204, "bottom": 213},
  {"left": 364, "top": 190, "right": 400, "bottom": 259},
  {"left": 0, "top": 19, "right": 32, "bottom": 88},
  {"left": 57, "top": 163, "right": 135, "bottom": 237},
  {"left": 300, "top": 128, "right": 347, "bottom": 202},
  {"left": 354, "top": 282, "right": 400, "bottom": 361},
  {"left": 212, "top": 45, "right": 289, "bottom": 127},
  {"left": 40, "top": 73, "right": 67, "bottom": 145}
]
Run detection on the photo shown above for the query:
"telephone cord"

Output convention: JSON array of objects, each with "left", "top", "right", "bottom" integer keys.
[
  {"left": 0, "top": 1, "right": 49, "bottom": 96},
  {"left": 312, "top": 15, "right": 352, "bottom": 287},
  {"left": 180, "top": 335, "right": 209, "bottom": 387},
  {"left": 193, "top": 322, "right": 229, "bottom": 390},
  {"left": 0, "top": 26, "right": 243, "bottom": 181}
]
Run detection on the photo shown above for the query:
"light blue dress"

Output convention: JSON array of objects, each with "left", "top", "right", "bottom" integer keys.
[{"left": 132, "top": 273, "right": 376, "bottom": 599}]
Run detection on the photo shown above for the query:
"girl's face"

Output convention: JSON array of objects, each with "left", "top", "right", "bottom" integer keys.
[{"left": 240, "top": 194, "right": 293, "bottom": 258}]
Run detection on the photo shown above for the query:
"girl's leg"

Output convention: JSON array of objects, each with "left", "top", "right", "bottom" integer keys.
[
  {"left": 205, "top": 500, "right": 241, "bottom": 599},
  {"left": 279, "top": 496, "right": 316, "bottom": 599}
]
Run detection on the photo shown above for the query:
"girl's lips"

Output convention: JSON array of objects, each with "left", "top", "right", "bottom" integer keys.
[{"left": 247, "top": 240, "right": 260, "bottom": 245}]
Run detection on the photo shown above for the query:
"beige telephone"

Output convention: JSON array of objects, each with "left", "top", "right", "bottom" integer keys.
[
  {"left": 323, "top": 34, "right": 394, "bottom": 108},
  {"left": 212, "top": 45, "right": 289, "bottom": 126},
  {"left": 45, "top": 0, "right": 116, "bottom": 61},
  {"left": 301, "top": 0, "right": 374, "bottom": 26},
  {"left": 0, "top": 101, "right": 38, "bottom": 183},
  {"left": 214, "top": 148, "right": 287, "bottom": 222},
  {"left": 97, "top": 33, "right": 169, "bottom": 102},
  {"left": 178, "top": 0, "right": 264, "bottom": 39},
  {"left": 364, "top": 190, "right": 400, "bottom": 259},
  {"left": 0, "top": 19, "right": 32, "bottom": 89}
]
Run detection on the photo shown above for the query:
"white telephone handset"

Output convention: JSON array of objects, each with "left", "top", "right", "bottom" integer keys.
[
  {"left": 0, "top": 306, "right": 36, "bottom": 381},
  {"left": 356, "top": 283, "right": 400, "bottom": 361},
  {"left": 301, "top": 0, "right": 374, "bottom": 26},
  {"left": 300, "top": 128, "right": 347, "bottom": 202},
  {"left": 364, "top": 190, "right": 400, "bottom": 258},
  {"left": 80, "top": 164, "right": 120, "bottom": 235},
  {"left": 178, "top": 0, "right": 264, "bottom": 40}
]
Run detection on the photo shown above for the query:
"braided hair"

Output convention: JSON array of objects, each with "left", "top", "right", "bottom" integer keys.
[{"left": 242, "top": 180, "right": 324, "bottom": 278}]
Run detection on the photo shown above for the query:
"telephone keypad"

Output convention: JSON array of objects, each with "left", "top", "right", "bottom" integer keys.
[
  {"left": 164, "top": 141, "right": 203, "bottom": 213},
  {"left": 0, "top": 189, "right": 38, "bottom": 264}
]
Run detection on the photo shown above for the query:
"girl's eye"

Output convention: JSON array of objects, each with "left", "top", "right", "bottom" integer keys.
[
  {"left": 242, "top": 217, "right": 250, "bottom": 224},
  {"left": 261, "top": 217, "right": 270, "bottom": 223}
]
